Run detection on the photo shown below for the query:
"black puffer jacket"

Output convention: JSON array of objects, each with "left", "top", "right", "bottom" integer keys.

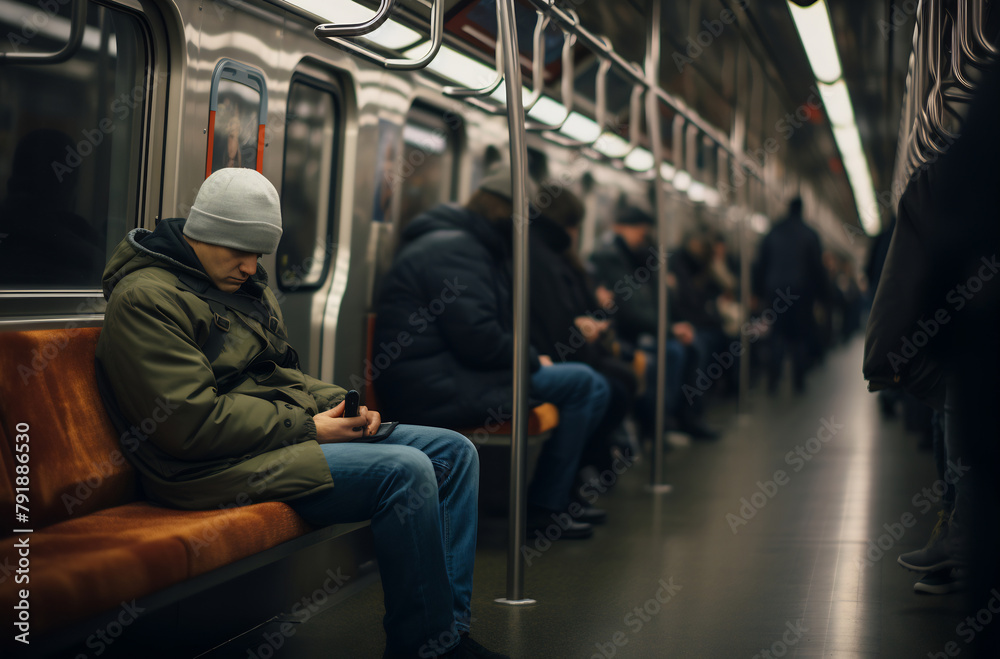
[
  {"left": 374, "top": 204, "right": 540, "bottom": 427},
  {"left": 528, "top": 217, "right": 603, "bottom": 365},
  {"left": 864, "top": 61, "right": 1000, "bottom": 408}
]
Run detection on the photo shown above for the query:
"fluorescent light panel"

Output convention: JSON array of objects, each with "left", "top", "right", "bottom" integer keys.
[
  {"left": 625, "top": 148, "right": 654, "bottom": 172},
  {"left": 673, "top": 170, "right": 692, "bottom": 191},
  {"left": 593, "top": 132, "right": 631, "bottom": 158},
  {"left": 559, "top": 112, "right": 601, "bottom": 143},
  {"left": 787, "top": 0, "right": 842, "bottom": 83},
  {"left": 489, "top": 82, "right": 508, "bottom": 106},
  {"left": 404, "top": 44, "right": 496, "bottom": 89},
  {"left": 527, "top": 96, "right": 568, "bottom": 125},
  {"left": 818, "top": 80, "right": 855, "bottom": 127},
  {"left": 831, "top": 124, "right": 880, "bottom": 234},
  {"left": 789, "top": 0, "right": 880, "bottom": 233}
]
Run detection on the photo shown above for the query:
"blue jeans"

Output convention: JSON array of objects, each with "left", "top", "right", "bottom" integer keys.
[
  {"left": 529, "top": 363, "right": 610, "bottom": 511},
  {"left": 288, "top": 425, "right": 478, "bottom": 658},
  {"left": 635, "top": 340, "right": 686, "bottom": 429}
]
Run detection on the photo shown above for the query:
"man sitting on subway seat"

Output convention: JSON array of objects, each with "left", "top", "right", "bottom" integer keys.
[
  {"left": 95, "top": 168, "right": 505, "bottom": 659},
  {"left": 373, "top": 165, "right": 611, "bottom": 537}
]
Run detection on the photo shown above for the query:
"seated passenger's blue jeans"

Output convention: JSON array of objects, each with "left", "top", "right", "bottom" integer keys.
[
  {"left": 288, "top": 425, "right": 478, "bottom": 658},
  {"left": 635, "top": 340, "right": 686, "bottom": 428},
  {"left": 528, "top": 363, "right": 610, "bottom": 512}
]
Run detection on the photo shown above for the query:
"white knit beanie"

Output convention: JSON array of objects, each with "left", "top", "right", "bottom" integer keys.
[{"left": 184, "top": 168, "right": 283, "bottom": 254}]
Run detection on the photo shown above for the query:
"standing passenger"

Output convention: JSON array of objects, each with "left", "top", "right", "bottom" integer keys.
[
  {"left": 753, "top": 196, "right": 826, "bottom": 394},
  {"left": 96, "top": 168, "right": 505, "bottom": 659}
]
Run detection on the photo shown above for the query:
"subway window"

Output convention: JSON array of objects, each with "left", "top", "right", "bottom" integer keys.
[
  {"left": 277, "top": 77, "right": 340, "bottom": 291},
  {"left": 398, "top": 104, "right": 459, "bottom": 229},
  {"left": 207, "top": 59, "right": 267, "bottom": 177},
  {"left": 0, "top": 0, "right": 149, "bottom": 290}
]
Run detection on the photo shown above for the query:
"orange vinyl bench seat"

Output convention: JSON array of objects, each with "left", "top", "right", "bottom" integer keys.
[
  {"left": 453, "top": 402, "right": 560, "bottom": 442},
  {"left": 0, "top": 328, "right": 366, "bottom": 652}
]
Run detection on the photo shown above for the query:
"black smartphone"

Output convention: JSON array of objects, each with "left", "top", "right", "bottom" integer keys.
[
  {"left": 357, "top": 421, "right": 399, "bottom": 443},
  {"left": 344, "top": 389, "right": 360, "bottom": 418}
]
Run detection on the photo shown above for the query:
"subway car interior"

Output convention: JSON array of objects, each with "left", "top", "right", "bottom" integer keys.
[{"left": 2, "top": 0, "right": 1000, "bottom": 657}]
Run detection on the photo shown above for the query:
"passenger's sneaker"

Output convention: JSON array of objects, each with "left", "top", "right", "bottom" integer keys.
[
  {"left": 913, "top": 569, "right": 965, "bottom": 595},
  {"left": 897, "top": 510, "right": 964, "bottom": 572}
]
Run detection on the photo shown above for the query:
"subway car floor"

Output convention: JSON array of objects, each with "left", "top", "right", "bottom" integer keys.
[{"left": 205, "top": 337, "right": 967, "bottom": 658}]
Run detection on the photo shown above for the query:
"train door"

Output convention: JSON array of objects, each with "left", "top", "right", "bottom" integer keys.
[{"left": 273, "top": 71, "right": 343, "bottom": 375}]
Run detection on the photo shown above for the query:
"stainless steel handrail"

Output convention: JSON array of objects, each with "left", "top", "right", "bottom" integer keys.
[
  {"left": 526, "top": 27, "right": 578, "bottom": 133},
  {"left": 523, "top": 10, "right": 550, "bottom": 112},
  {"left": 538, "top": 36, "right": 616, "bottom": 149},
  {"left": 594, "top": 56, "right": 612, "bottom": 132},
  {"left": 524, "top": 0, "right": 736, "bottom": 160},
  {"left": 622, "top": 79, "right": 645, "bottom": 158},
  {"left": 314, "top": 0, "right": 444, "bottom": 71},
  {"left": 971, "top": 0, "right": 999, "bottom": 58},
  {"left": 494, "top": 0, "right": 536, "bottom": 609},
  {"left": 646, "top": 0, "right": 672, "bottom": 494},
  {"left": 444, "top": 0, "right": 504, "bottom": 97},
  {"left": 314, "top": 0, "right": 396, "bottom": 37},
  {"left": 950, "top": 6, "right": 979, "bottom": 91},
  {"left": 0, "top": 0, "right": 86, "bottom": 64}
]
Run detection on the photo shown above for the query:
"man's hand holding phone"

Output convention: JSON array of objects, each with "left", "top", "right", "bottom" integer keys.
[{"left": 313, "top": 390, "right": 384, "bottom": 443}]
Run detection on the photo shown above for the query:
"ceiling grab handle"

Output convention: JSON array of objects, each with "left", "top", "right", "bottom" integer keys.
[
  {"left": 917, "top": 0, "right": 957, "bottom": 158},
  {"left": 908, "top": 0, "right": 933, "bottom": 170},
  {"left": 450, "top": 10, "right": 550, "bottom": 115},
  {"left": 523, "top": 11, "right": 550, "bottom": 112},
  {"left": 444, "top": 0, "right": 504, "bottom": 97},
  {"left": 526, "top": 26, "right": 578, "bottom": 133},
  {"left": 540, "top": 35, "right": 613, "bottom": 148},
  {"left": 590, "top": 55, "right": 644, "bottom": 160},
  {"left": 617, "top": 80, "right": 646, "bottom": 160},
  {"left": 594, "top": 56, "right": 613, "bottom": 131},
  {"left": 0, "top": 0, "right": 86, "bottom": 64},
  {"left": 971, "top": 0, "right": 999, "bottom": 58},
  {"left": 314, "top": 0, "right": 444, "bottom": 72},
  {"left": 950, "top": 3, "right": 979, "bottom": 91},
  {"left": 314, "top": 0, "right": 396, "bottom": 37}
]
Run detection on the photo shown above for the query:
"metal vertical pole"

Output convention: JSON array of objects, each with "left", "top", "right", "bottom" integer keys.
[
  {"left": 734, "top": 43, "right": 752, "bottom": 417},
  {"left": 645, "top": 0, "right": 672, "bottom": 493},
  {"left": 495, "top": 0, "right": 536, "bottom": 607}
]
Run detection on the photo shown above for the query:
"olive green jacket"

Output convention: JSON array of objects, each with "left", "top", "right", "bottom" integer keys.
[{"left": 96, "top": 223, "right": 344, "bottom": 510}]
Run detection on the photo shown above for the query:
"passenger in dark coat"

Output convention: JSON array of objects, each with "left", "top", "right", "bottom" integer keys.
[
  {"left": 588, "top": 208, "right": 716, "bottom": 439},
  {"left": 528, "top": 184, "right": 638, "bottom": 470},
  {"left": 375, "top": 168, "right": 610, "bottom": 533},
  {"left": 669, "top": 228, "right": 731, "bottom": 419},
  {"left": 753, "top": 197, "right": 826, "bottom": 393}
]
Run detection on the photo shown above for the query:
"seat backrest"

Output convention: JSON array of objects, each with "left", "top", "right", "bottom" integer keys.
[{"left": 0, "top": 328, "right": 138, "bottom": 534}]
